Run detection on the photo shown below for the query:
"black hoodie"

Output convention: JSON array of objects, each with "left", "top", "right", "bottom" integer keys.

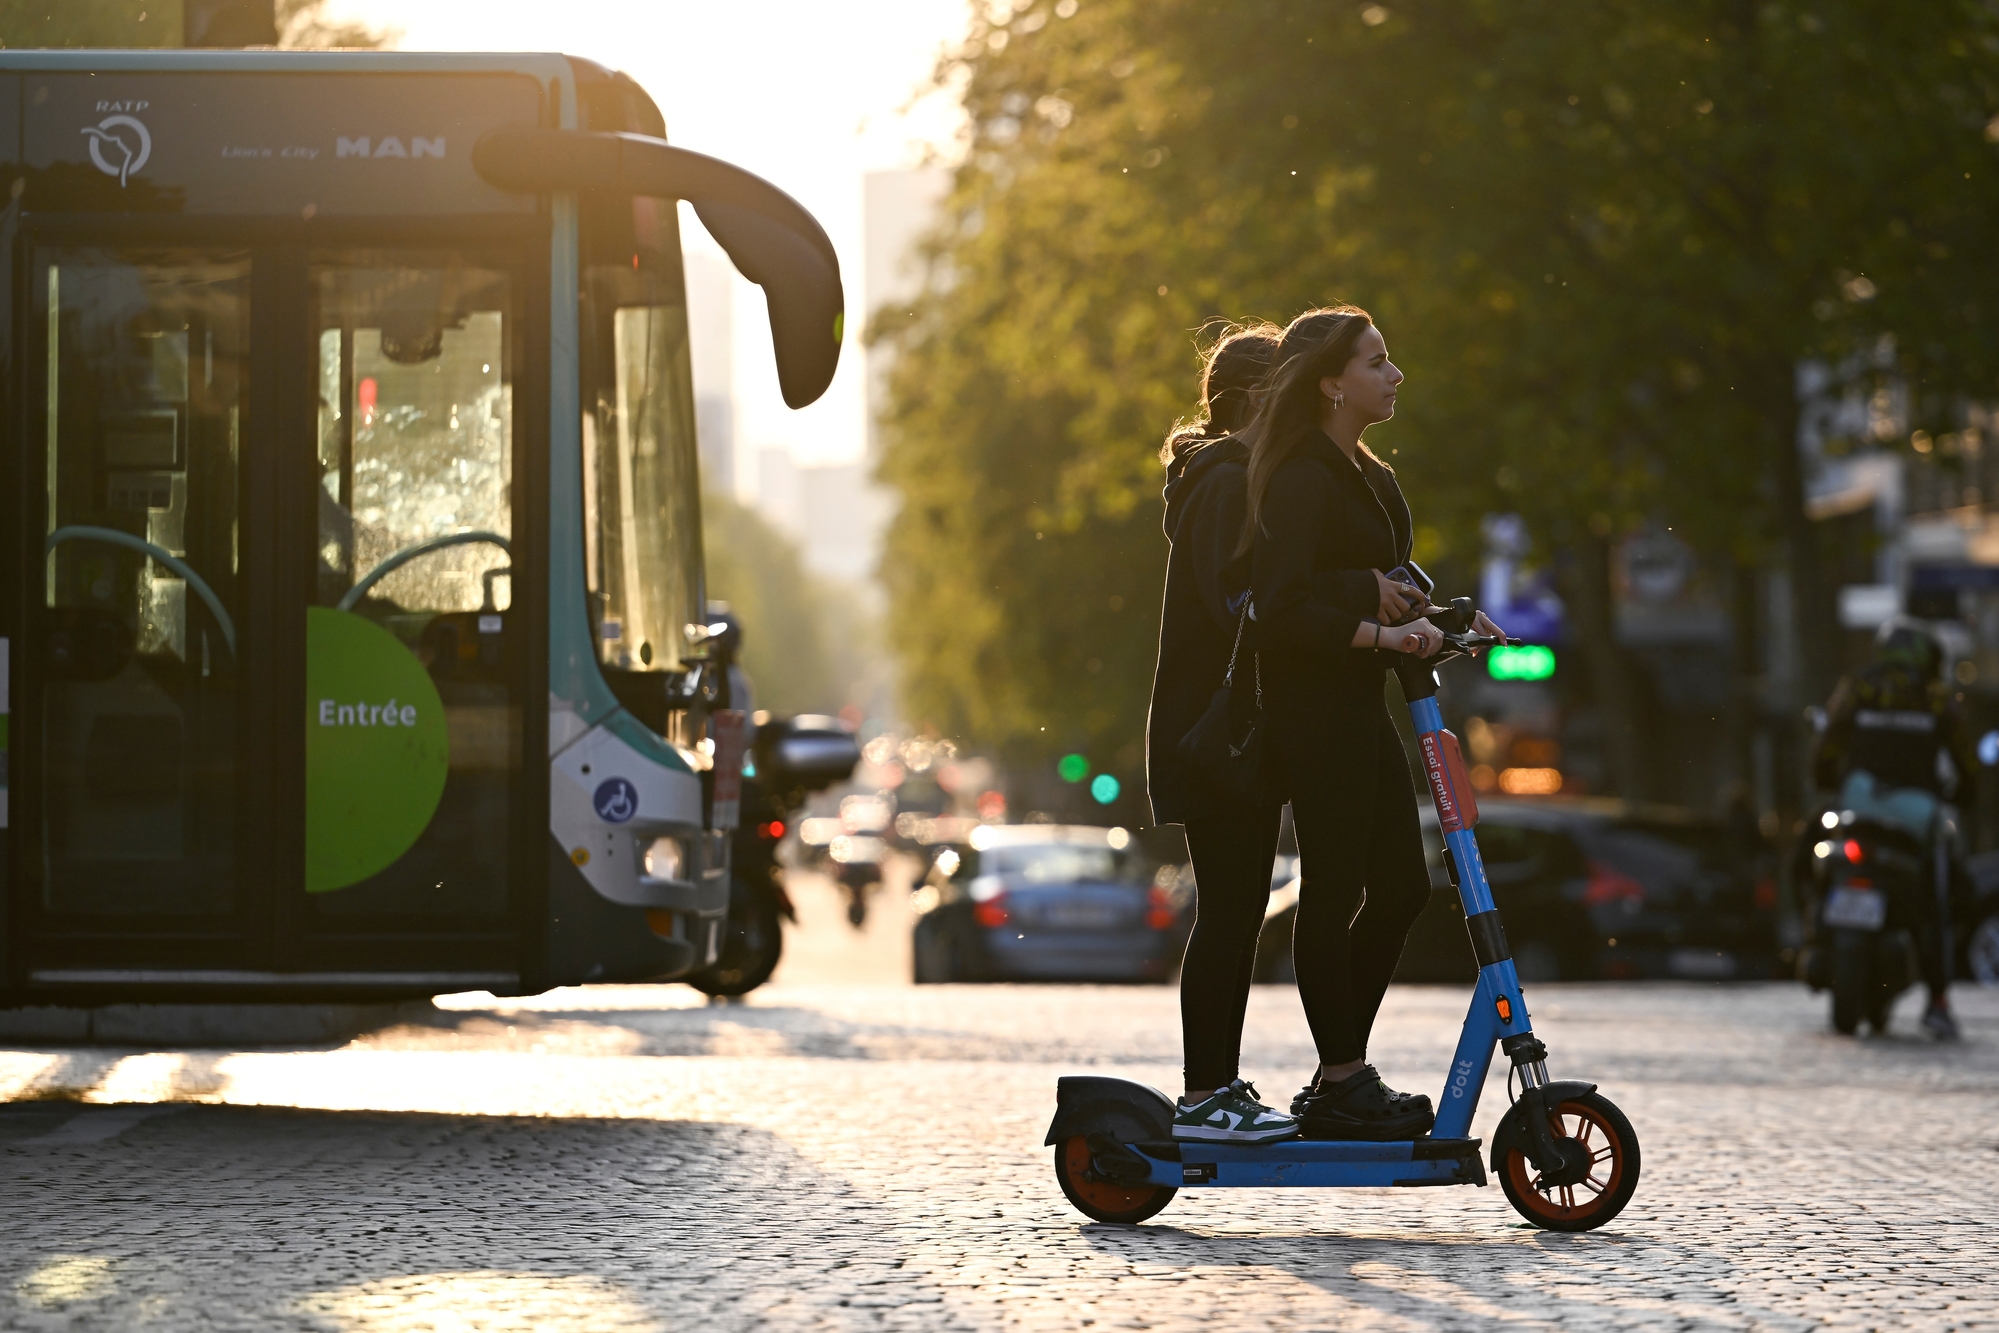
[{"left": 1144, "top": 436, "right": 1383, "bottom": 825}]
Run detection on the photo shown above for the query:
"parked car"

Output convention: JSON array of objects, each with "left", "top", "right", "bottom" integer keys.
[
  {"left": 910, "top": 825, "right": 1188, "bottom": 982},
  {"left": 1254, "top": 798, "right": 1781, "bottom": 983}
]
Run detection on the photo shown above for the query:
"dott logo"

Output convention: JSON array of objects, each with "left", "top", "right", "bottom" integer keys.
[
  {"left": 593, "top": 777, "right": 640, "bottom": 824},
  {"left": 1449, "top": 1057, "right": 1475, "bottom": 1100},
  {"left": 81, "top": 114, "right": 152, "bottom": 187}
]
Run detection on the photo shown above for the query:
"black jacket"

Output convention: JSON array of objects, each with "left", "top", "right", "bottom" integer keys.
[
  {"left": 1811, "top": 665, "right": 1976, "bottom": 800},
  {"left": 1146, "top": 436, "right": 1255, "bottom": 825},
  {"left": 1145, "top": 433, "right": 1390, "bottom": 825},
  {"left": 1251, "top": 428, "right": 1413, "bottom": 708}
]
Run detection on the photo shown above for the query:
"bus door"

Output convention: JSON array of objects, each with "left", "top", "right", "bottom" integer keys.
[
  {"left": 28, "top": 246, "right": 255, "bottom": 973},
  {"left": 8, "top": 64, "right": 551, "bottom": 994},
  {"left": 296, "top": 246, "right": 538, "bottom": 979},
  {"left": 18, "top": 238, "right": 541, "bottom": 990}
]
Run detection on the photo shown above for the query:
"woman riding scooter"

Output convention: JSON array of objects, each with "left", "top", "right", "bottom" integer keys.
[{"left": 1242, "top": 306, "right": 1504, "bottom": 1139}]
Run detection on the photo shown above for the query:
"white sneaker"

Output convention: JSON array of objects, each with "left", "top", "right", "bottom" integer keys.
[{"left": 1171, "top": 1079, "right": 1300, "bottom": 1142}]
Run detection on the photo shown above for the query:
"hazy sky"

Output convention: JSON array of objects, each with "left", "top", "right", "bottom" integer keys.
[{"left": 321, "top": 0, "right": 974, "bottom": 474}]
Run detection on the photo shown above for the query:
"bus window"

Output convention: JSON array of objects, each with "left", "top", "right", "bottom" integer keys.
[
  {"left": 38, "top": 250, "right": 247, "bottom": 916},
  {"left": 306, "top": 253, "right": 519, "bottom": 915},
  {"left": 313, "top": 258, "right": 514, "bottom": 615},
  {"left": 580, "top": 196, "right": 704, "bottom": 675}
]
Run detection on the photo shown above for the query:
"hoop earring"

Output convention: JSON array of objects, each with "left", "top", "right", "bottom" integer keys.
[{"left": 1332, "top": 393, "right": 1345, "bottom": 410}]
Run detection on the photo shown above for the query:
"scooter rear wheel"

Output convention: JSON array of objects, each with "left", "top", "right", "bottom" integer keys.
[
  {"left": 1498, "top": 1092, "right": 1640, "bottom": 1232},
  {"left": 1053, "top": 1136, "right": 1175, "bottom": 1225}
]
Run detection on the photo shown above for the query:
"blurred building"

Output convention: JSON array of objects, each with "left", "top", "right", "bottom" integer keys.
[
  {"left": 865, "top": 168, "right": 951, "bottom": 459},
  {"left": 746, "top": 169, "right": 947, "bottom": 588},
  {"left": 683, "top": 250, "right": 737, "bottom": 498}
]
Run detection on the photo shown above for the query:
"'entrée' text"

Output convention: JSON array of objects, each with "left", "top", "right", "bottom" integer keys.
[{"left": 319, "top": 699, "right": 418, "bottom": 727}]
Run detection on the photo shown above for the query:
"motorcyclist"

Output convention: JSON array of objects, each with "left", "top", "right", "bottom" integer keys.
[{"left": 1808, "top": 617, "right": 1975, "bottom": 1039}]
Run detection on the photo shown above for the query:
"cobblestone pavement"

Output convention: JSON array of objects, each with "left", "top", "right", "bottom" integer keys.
[{"left": 2, "top": 875, "right": 1998, "bottom": 1331}]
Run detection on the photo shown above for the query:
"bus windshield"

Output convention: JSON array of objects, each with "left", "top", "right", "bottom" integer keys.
[{"left": 580, "top": 196, "right": 704, "bottom": 674}]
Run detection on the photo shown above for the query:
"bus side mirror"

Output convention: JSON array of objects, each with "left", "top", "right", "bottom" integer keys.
[{"left": 471, "top": 129, "right": 844, "bottom": 409}]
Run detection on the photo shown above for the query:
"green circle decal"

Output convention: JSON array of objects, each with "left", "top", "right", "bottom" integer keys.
[{"left": 305, "top": 606, "right": 450, "bottom": 893}]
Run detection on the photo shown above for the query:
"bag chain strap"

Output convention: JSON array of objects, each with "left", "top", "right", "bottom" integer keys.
[{"left": 1223, "top": 599, "right": 1264, "bottom": 708}]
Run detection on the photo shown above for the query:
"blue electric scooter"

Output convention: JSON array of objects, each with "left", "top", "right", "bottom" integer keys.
[{"left": 1047, "top": 596, "right": 1642, "bottom": 1231}]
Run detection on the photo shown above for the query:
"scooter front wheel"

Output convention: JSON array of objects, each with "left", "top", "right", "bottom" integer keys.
[
  {"left": 1497, "top": 1092, "right": 1640, "bottom": 1232},
  {"left": 1053, "top": 1136, "right": 1176, "bottom": 1225}
]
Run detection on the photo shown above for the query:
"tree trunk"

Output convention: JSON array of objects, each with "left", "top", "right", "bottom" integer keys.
[{"left": 1561, "top": 536, "right": 1647, "bottom": 800}]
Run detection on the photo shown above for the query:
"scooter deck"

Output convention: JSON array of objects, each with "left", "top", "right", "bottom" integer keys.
[{"left": 1132, "top": 1137, "right": 1486, "bottom": 1189}]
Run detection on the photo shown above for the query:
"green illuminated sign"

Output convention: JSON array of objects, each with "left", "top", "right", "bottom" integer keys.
[
  {"left": 1058, "top": 753, "right": 1090, "bottom": 783},
  {"left": 1488, "top": 644, "right": 1557, "bottom": 682}
]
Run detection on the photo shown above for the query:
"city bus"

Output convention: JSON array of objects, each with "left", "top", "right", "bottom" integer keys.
[{"left": 0, "top": 50, "right": 843, "bottom": 1004}]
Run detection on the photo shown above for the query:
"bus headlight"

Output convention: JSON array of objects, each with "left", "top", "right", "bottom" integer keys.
[{"left": 641, "top": 835, "right": 687, "bottom": 882}]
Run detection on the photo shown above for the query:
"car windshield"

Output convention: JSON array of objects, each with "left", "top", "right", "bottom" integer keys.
[{"left": 987, "top": 844, "right": 1119, "bottom": 883}]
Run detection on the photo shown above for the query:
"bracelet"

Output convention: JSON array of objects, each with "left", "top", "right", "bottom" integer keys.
[{"left": 1373, "top": 622, "right": 1382, "bottom": 649}]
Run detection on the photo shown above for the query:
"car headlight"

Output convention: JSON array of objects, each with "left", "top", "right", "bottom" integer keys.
[{"left": 642, "top": 835, "right": 687, "bottom": 882}]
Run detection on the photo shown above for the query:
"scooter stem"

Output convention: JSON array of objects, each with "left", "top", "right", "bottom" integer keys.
[{"left": 1402, "top": 678, "right": 1549, "bottom": 1155}]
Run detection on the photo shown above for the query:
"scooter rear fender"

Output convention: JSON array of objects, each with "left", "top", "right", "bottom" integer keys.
[{"left": 1044, "top": 1076, "right": 1176, "bottom": 1146}]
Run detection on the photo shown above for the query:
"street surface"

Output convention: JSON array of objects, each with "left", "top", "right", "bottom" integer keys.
[{"left": 3, "top": 871, "right": 1998, "bottom": 1331}]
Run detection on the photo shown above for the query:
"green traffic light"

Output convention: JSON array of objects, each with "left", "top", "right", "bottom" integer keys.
[
  {"left": 1488, "top": 644, "right": 1557, "bottom": 681},
  {"left": 1090, "top": 773, "right": 1121, "bottom": 804},
  {"left": 1057, "top": 753, "right": 1090, "bottom": 783}
]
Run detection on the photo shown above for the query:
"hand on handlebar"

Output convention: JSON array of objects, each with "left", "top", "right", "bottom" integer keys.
[
  {"left": 1471, "top": 609, "right": 1507, "bottom": 642},
  {"left": 1382, "top": 616, "right": 1445, "bottom": 659}
]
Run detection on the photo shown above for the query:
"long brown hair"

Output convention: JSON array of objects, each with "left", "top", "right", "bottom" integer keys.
[
  {"left": 1159, "top": 321, "right": 1281, "bottom": 463},
  {"left": 1235, "top": 305, "right": 1377, "bottom": 556}
]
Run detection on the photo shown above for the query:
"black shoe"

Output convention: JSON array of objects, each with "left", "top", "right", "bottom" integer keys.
[
  {"left": 1922, "top": 999, "right": 1961, "bottom": 1041},
  {"left": 1291, "top": 1065, "right": 1433, "bottom": 1119},
  {"left": 1295, "top": 1067, "right": 1437, "bottom": 1141}
]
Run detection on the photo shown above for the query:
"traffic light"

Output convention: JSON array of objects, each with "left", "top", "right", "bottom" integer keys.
[
  {"left": 1057, "top": 753, "right": 1089, "bottom": 782},
  {"left": 1487, "top": 644, "right": 1556, "bottom": 681}
]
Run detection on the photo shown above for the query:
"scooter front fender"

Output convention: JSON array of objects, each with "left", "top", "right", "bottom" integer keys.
[{"left": 1490, "top": 1080, "right": 1599, "bottom": 1176}]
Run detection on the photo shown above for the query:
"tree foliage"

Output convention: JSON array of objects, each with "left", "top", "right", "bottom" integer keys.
[
  {"left": 877, "top": 0, "right": 1999, "bottom": 804},
  {"left": 703, "top": 492, "right": 854, "bottom": 718},
  {"left": 0, "top": 0, "right": 390, "bottom": 49}
]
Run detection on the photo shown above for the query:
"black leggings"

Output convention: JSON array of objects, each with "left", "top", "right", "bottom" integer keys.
[
  {"left": 1284, "top": 699, "right": 1433, "bottom": 1066},
  {"left": 1179, "top": 804, "right": 1283, "bottom": 1092}
]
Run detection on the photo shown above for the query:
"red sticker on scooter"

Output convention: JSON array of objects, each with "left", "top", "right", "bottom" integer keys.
[{"left": 1419, "top": 729, "right": 1480, "bottom": 832}]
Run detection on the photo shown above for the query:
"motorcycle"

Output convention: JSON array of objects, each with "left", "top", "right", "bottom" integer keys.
[
  {"left": 1800, "top": 771, "right": 1947, "bottom": 1034},
  {"left": 685, "top": 714, "right": 860, "bottom": 997}
]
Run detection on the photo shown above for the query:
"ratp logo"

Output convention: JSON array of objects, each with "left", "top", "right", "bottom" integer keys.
[{"left": 82, "top": 114, "right": 152, "bottom": 186}]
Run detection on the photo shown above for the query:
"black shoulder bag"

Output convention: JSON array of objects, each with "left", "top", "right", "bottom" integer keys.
[{"left": 1177, "top": 599, "right": 1271, "bottom": 807}]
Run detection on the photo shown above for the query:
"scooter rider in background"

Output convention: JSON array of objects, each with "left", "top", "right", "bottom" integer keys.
[{"left": 1809, "top": 618, "right": 1976, "bottom": 1040}]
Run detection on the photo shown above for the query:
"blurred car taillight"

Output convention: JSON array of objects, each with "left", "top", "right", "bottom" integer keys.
[
  {"left": 970, "top": 874, "right": 1009, "bottom": 927},
  {"left": 1583, "top": 859, "right": 1645, "bottom": 908},
  {"left": 1147, "top": 884, "right": 1178, "bottom": 931},
  {"left": 758, "top": 820, "right": 786, "bottom": 840}
]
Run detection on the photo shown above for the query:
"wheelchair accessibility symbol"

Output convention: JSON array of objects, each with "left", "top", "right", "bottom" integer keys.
[{"left": 593, "top": 777, "right": 640, "bottom": 824}]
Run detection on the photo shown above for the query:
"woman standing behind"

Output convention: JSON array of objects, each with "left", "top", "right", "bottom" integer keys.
[
  {"left": 1145, "top": 323, "right": 1305, "bottom": 1142},
  {"left": 1244, "top": 305, "right": 1503, "bottom": 1140}
]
